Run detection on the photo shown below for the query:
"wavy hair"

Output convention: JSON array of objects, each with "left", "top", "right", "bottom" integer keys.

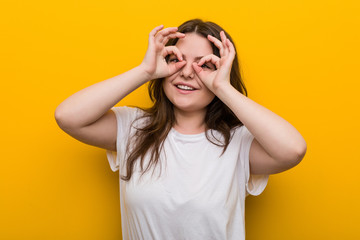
[{"left": 121, "top": 19, "right": 248, "bottom": 181}]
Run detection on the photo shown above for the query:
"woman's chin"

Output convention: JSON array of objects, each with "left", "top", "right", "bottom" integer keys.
[{"left": 172, "top": 104, "right": 207, "bottom": 113}]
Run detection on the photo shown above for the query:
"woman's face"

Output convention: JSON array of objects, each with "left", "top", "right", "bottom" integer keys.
[{"left": 163, "top": 32, "right": 216, "bottom": 113}]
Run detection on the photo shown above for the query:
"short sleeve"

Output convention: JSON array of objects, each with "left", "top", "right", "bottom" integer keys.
[
  {"left": 239, "top": 126, "right": 269, "bottom": 197},
  {"left": 106, "top": 106, "right": 140, "bottom": 172}
]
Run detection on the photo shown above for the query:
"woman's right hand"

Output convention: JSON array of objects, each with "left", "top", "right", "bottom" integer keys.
[{"left": 140, "top": 25, "right": 187, "bottom": 80}]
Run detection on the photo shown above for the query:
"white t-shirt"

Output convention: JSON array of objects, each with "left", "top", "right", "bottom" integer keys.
[{"left": 106, "top": 106, "right": 269, "bottom": 240}]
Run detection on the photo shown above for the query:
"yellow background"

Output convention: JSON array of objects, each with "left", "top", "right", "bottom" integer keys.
[{"left": 1, "top": 0, "right": 359, "bottom": 239}]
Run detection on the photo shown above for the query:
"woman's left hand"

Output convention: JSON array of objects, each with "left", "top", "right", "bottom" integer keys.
[{"left": 192, "top": 31, "right": 235, "bottom": 94}]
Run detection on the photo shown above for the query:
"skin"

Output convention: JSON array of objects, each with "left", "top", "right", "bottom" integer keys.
[
  {"left": 55, "top": 25, "right": 307, "bottom": 175},
  {"left": 162, "top": 33, "right": 216, "bottom": 134},
  {"left": 152, "top": 27, "right": 307, "bottom": 175}
]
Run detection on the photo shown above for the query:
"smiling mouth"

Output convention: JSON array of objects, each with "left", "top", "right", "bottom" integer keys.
[{"left": 176, "top": 84, "right": 196, "bottom": 91}]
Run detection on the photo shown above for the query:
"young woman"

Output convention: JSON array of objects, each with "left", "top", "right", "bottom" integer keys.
[{"left": 55, "top": 19, "right": 307, "bottom": 240}]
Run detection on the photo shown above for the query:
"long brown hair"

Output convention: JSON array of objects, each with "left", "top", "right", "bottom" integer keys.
[{"left": 121, "top": 19, "right": 248, "bottom": 181}]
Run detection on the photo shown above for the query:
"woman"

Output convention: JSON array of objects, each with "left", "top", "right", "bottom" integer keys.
[{"left": 55, "top": 19, "right": 307, "bottom": 240}]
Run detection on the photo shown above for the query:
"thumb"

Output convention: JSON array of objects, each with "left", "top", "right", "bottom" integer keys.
[
  {"left": 192, "top": 62, "right": 204, "bottom": 79},
  {"left": 169, "top": 61, "right": 186, "bottom": 75}
]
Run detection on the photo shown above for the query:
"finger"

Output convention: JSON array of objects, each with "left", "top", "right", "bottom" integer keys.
[
  {"left": 220, "top": 31, "right": 230, "bottom": 56},
  {"left": 207, "top": 35, "right": 225, "bottom": 57},
  {"left": 220, "top": 31, "right": 227, "bottom": 43},
  {"left": 226, "top": 39, "right": 236, "bottom": 60},
  {"left": 155, "top": 27, "right": 179, "bottom": 43},
  {"left": 148, "top": 25, "right": 164, "bottom": 46},
  {"left": 197, "top": 54, "right": 220, "bottom": 69},
  {"left": 149, "top": 25, "right": 164, "bottom": 38},
  {"left": 163, "top": 46, "right": 183, "bottom": 61},
  {"left": 192, "top": 62, "right": 203, "bottom": 74},
  {"left": 220, "top": 38, "right": 235, "bottom": 70},
  {"left": 159, "top": 27, "right": 179, "bottom": 35},
  {"left": 169, "top": 61, "right": 187, "bottom": 75},
  {"left": 192, "top": 62, "right": 213, "bottom": 84},
  {"left": 162, "top": 32, "right": 186, "bottom": 45}
]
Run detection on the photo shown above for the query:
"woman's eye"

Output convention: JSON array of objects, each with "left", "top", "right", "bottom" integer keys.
[
  {"left": 201, "top": 63, "right": 215, "bottom": 70},
  {"left": 169, "top": 58, "right": 179, "bottom": 63}
]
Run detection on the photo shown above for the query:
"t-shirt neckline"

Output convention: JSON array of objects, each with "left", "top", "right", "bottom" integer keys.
[{"left": 170, "top": 128, "right": 206, "bottom": 141}]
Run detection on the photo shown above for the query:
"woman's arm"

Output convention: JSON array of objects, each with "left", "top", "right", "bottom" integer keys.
[
  {"left": 54, "top": 66, "right": 151, "bottom": 151},
  {"left": 193, "top": 31, "right": 306, "bottom": 175},
  {"left": 215, "top": 85, "right": 307, "bottom": 175},
  {"left": 55, "top": 66, "right": 150, "bottom": 129},
  {"left": 55, "top": 25, "right": 186, "bottom": 151}
]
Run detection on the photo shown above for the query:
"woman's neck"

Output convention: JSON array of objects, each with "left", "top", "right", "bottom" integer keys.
[{"left": 173, "top": 108, "right": 207, "bottom": 134}]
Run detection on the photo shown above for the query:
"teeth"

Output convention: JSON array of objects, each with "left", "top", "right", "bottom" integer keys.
[{"left": 177, "top": 84, "right": 194, "bottom": 90}]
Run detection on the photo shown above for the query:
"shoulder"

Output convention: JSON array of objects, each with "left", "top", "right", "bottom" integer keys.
[
  {"left": 111, "top": 106, "right": 143, "bottom": 116},
  {"left": 231, "top": 125, "right": 254, "bottom": 142},
  {"left": 110, "top": 106, "right": 148, "bottom": 128},
  {"left": 110, "top": 106, "right": 146, "bottom": 120},
  {"left": 226, "top": 125, "right": 255, "bottom": 156}
]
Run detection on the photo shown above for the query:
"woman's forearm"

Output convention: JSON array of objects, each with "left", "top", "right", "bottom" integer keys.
[
  {"left": 55, "top": 65, "right": 150, "bottom": 128},
  {"left": 215, "top": 84, "right": 307, "bottom": 162}
]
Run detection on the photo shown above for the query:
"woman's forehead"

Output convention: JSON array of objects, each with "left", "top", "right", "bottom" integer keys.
[{"left": 175, "top": 33, "right": 213, "bottom": 57}]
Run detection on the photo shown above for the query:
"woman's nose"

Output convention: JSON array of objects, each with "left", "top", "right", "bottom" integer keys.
[{"left": 180, "top": 61, "right": 195, "bottom": 79}]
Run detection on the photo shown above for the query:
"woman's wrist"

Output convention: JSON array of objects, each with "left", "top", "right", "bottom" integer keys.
[
  {"left": 213, "top": 81, "right": 235, "bottom": 98},
  {"left": 137, "top": 63, "right": 155, "bottom": 82}
]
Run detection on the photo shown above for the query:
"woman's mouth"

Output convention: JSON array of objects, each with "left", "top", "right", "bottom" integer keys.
[{"left": 176, "top": 84, "right": 195, "bottom": 91}]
